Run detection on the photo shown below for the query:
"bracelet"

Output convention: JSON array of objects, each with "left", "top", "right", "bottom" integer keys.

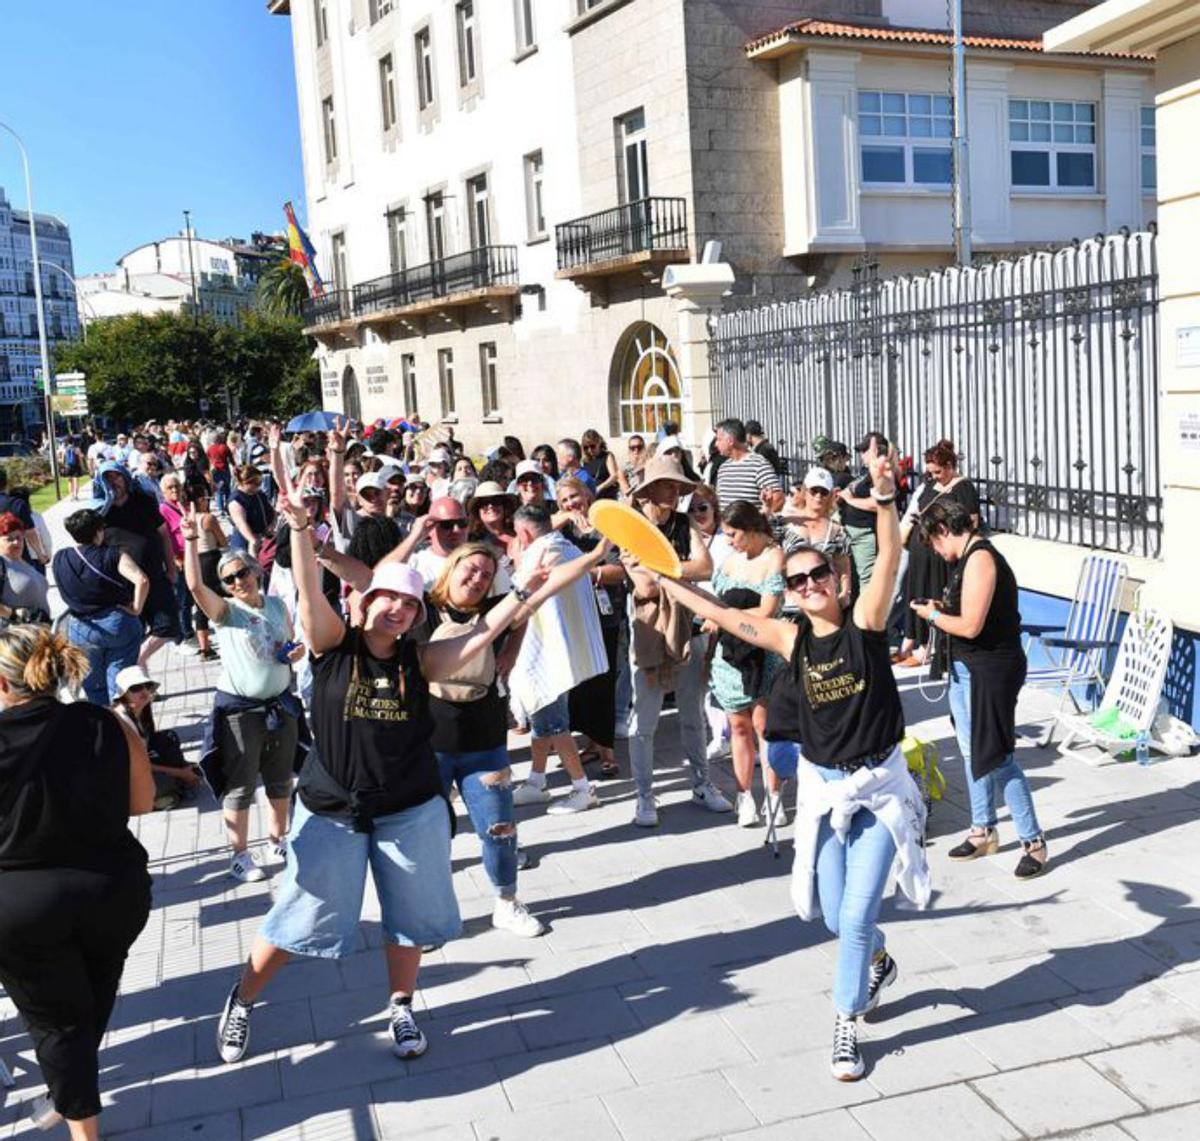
[
  {"left": 183, "top": 534, "right": 198, "bottom": 543},
  {"left": 929, "top": 608, "right": 941, "bottom": 625},
  {"left": 294, "top": 522, "right": 312, "bottom": 532},
  {"left": 511, "top": 584, "right": 533, "bottom": 604},
  {"left": 870, "top": 489, "right": 896, "bottom": 504}
]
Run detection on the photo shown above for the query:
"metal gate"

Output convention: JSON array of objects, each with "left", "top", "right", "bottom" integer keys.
[{"left": 709, "top": 229, "right": 1161, "bottom": 558}]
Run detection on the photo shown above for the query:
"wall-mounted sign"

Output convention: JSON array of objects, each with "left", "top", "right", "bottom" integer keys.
[
  {"left": 1180, "top": 410, "right": 1200, "bottom": 453},
  {"left": 1177, "top": 326, "right": 1200, "bottom": 368}
]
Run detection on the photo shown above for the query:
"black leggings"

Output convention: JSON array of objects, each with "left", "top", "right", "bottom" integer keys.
[
  {"left": 0, "top": 864, "right": 151, "bottom": 1120},
  {"left": 191, "top": 549, "right": 223, "bottom": 633}
]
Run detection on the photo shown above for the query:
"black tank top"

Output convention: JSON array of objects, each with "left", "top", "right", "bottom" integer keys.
[
  {"left": 787, "top": 615, "right": 905, "bottom": 767},
  {"left": 944, "top": 539, "right": 1022, "bottom": 661}
]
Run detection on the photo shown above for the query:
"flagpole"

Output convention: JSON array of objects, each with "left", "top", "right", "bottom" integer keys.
[{"left": 952, "top": 0, "right": 973, "bottom": 266}]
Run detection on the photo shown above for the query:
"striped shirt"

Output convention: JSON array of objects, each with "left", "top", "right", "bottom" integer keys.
[{"left": 715, "top": 451, "right": 781, "bottom": 511}]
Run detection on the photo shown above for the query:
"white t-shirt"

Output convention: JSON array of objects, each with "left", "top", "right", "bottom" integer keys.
[
  {"left": 410, "top": 545, "right": 512, "bottom": 593},
  {"left": 87, "top": 441, "right": 113, "bottom": 467}
]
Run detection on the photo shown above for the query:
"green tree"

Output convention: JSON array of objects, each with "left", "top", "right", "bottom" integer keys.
[
  {"left": 55, "top": 310, "right": 319, "bottom": 423},
  {"left": 256, "top": 259, "right": 310, "bottom": 319}
]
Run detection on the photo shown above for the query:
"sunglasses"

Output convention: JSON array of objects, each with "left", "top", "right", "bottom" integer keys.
[
  {"left": 436, "top": 519, "right": 468, "bottom": 532},
  {"left": 517, "top": 477, "right": 542, "bottom": 487},
  {"left": 806, "top": 487, "right": 831, "bottom": 498},
  {"left": 785, "top": 563, "right": 834, "bottom": 591},
  {"left": 221, "top": 566, "right": 254, "bottom": 586},
  {"left": 127, "top": 683, "right": 157, "bottom": 695},
  {"left": 359, "top": 488, "right": 382, "bottom": 501},
  {"left": 628, "top": 443, "right": 645, "bottom": 452},
  {"left": 477, "top": 499, "right": 505, "bottom": 510},
  {"left": 688, "top": 502, "right": 712, "bottom": 514}
]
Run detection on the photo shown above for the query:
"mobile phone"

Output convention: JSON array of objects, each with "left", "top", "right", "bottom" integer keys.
[{"left": 314, "top": 522, "right": 332, "bottom": 545}]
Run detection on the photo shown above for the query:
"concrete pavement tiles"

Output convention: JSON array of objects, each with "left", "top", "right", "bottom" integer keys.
[{"left": 2, "top": 501, "right": 1199, "bottom": 1138}]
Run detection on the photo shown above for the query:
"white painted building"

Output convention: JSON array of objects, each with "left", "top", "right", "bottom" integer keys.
[
  {"left": 270, "top": 0, "right": 1147, "bottom": 452},
  {"left": 0, "top": 186, "right": 80, "bottom": 435}
]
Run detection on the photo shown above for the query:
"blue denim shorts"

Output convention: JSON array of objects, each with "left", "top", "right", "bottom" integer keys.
[
  {"left": 260, "top": 794, "right": 462, "bottom": 957},
  {"left": 529, "top": 692, "right": 570, "bottom": 738}
]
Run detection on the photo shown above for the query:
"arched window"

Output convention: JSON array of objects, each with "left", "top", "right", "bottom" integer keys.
[
  {"left": 612, "top": 322, "right": 681, "bottom": 436},
  {"left": 341, "top": 365, "right": 362, "bottom": 423}
]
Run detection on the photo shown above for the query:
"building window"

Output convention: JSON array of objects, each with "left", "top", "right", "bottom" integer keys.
[
  {"left": 1141, "top": 105, "right": 1157, "bottom": 194},
  {"left": 368, "top": 0, "right": 392, "bottom": 24},
  {"left": 378, "top": 54, "right": 398, "bottom": 134},
  {"left": 314, "top": 0, "right": 328, "bottom": 47},
  {"left": 456, "top": 2, "right": 478, "bottom": 88},
  {"left": 415, "top": 27, "right": 436, "bottom": 111},
  {"left": 1010, "top": 100, "right": 1096, "bottom": 190},
  {"left": 401, "top": 353, "right": 418, "bottom": 415},
  {"left": 386, "top": 207, "right": 408, "bottom": 275},
  {"left": 857, "top": 91, "right": 952, "bottom": 186},
  {"left": 514, "top": 0, "right": 536, "bottom": 50},
  {"left": 425, "top": 193, "right": 446, "bottom": 261},
  {"left": 614, "top": 322, "right": 681, "bottom": 435},
  {"left": 479, "top": 342, "right": 499, "bottom": 416},
  {"left": 466, "top": 174, "right": 490, "bottom": 249},
  {"left": 321, "top": 96, "right": 337, "bottom": 164},
  {"left": 438, "top": 348, "right": 456, "bottom": 418},
  {"left": 524, "top": 151, "right": 546, "bottom": 239},
  {"left": 330, "top": 231, "right": 347, "bottom": 290},
  {"left": 618, "top": 109, "right": 648, "bottom": 202}
]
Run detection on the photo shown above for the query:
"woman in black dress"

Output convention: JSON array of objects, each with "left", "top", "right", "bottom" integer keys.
[
  {"left": 911, "top": 500, "right": 1047, "bottom": 879},
  {"left": 898, "top": 439, "right": 979, "bottom": 666}
]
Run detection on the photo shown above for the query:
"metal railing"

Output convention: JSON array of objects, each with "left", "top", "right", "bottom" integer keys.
[
  {"left": 353, "top": 244, "right": 519, "bottom": 316},
  {"left": 709, "top": 229, "right": 1161, "bottom": 559},
  {"left": 302, "top": 289, "right": 353, "bottom": 327},
  {"left": 555, "top": 196, "right": 688, "bottom": 272}
]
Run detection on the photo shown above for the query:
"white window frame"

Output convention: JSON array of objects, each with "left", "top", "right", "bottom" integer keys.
[
  {"left": 438, "top": 348, "right": 456, "bottom": 419},
  {"left": 618, "top": 108, "right": 648, "bottom": 203},
  {"left": 385, "top": 206, "right": 408, "bottom": 275},
  {"left": 425, "top": 192, "right": 447, "bottom": 261},
  {"left": 455, "top": 1, "right": 478, "bottom": 88},
  {"left": 314, "top": 0, "right": 328, "bottom": 47},
  {"left": 320, "top": 96, "right": 337, "bottom": 164},
  {"left": 1009, "top": 99, "right": 1097, "bottom": 191},
  {"left": 330, "top": 230, "right": 347, "bottom": 291},
  {"left": 857, "top": 90, "right": 953, "bottom": 188},
  {"left": 466, "top": 174, "right": 490, "bottom": 249},
  {"left": 378, "top": 53, "right": 398, "bottom": 134},
  {"left": 524, "top": 150, "right": 546, "bottom": 239},
  {"left": 1141, "top": 105, "right": 1157, "bottom": 195},
  {"left": 401, "top": 353, "right": 418, "bottom": 415},
  {"left": 514, "top": 0, "right": 536, "bottom": 51},
  {"left": 415, "top": 27, "right": 436, "bottom": 111},
  {"left": 479, "top": 341, "right": 499, "bottom": 417}
]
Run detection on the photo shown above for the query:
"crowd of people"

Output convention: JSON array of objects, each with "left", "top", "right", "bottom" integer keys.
[{"left": 0, "top": 412, "right": 1049, "bottom": 1138}]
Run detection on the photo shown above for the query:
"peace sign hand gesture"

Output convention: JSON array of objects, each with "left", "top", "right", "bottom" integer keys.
[
  {"left": 328, "top": 416, "right": 348, "bottom": 454},
  {"left": 180, "top": 502, "right": 200, "bottom": 542},
  {"left": 279, "top": 486, "right": 309, "bottom": 531}
]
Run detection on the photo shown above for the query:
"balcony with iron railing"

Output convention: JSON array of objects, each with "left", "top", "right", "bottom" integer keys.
[
  {"left": 555, "top": 197, "right": 690, "bottom": 285},
  {"left": 302, "top": 245, "right": 521, "bottom": 339}
]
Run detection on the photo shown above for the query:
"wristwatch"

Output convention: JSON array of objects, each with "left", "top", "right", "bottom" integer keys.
[{"left": 511, "top": 584, "right": 533, "bottom": 604}]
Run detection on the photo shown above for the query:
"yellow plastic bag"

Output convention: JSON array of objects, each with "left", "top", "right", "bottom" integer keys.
[{"left": 901, "top": 734, "right": 946, "bottom": 805}]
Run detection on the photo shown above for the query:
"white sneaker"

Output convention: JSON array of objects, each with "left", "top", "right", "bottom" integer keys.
[
  {"left": 29, "top": 1095, "right": 62, "bottom": 1130},
  {"left": 512, "top": 782, "right": 551, "bottom": 807},
  {"left": 693, "top": 781, "right": 733, "bottom": 813},
  {"left": 492, "top": 897, "right": 546, "bottom": 937},
  {"left": 268, "top": 838, "right": 287, "bottom": 864},
  {"left": 388, "top": 999, "right": 428, "bottom": 1059},
  {"left": 736, "top": 791, "right": 759, "bottom": 828},
  {"left": 633, "top": 794, "right": 659, "bottom": 827},
  {"left": 230, "top": 850, "right": 266, "bottom": 883},
  {"left": 546, "top": 784, "right": 599, "bottom": 815}
]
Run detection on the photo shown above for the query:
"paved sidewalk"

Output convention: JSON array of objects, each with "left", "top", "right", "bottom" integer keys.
[{"left": 3, "top": 499, "right": 1200, "bottom": 1139}]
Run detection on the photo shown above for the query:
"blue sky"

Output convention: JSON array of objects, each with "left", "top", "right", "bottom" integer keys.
[{"left": 0, "top": 0, "right": 304, "bottom": 275}]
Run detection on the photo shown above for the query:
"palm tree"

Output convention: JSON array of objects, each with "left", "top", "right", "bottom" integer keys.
[{"left": 257, "top": 259, "right": 311, "bottom": 319}]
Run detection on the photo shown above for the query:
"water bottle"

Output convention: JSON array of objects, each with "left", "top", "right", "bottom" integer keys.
[{"left": 1135, "top": 729, "right": 1150, "bottom": 767}]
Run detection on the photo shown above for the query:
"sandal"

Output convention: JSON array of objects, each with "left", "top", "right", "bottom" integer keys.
[
  {"left": 579, "top": 748, "right": 602, "bottom": 767},
  {"left": 948, "top": 826, "right": 999, "bottom": 861},
  {"left": 1015, "top": 836, "right": 1049, "bottom": 880},
  {"left": 600, "top": 758, "right": 621, "bottom": 780}
]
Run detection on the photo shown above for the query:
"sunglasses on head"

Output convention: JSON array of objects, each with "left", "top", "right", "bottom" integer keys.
[
  {"left": 785, "top": 563, "right": 834, "bottom": 591},
  {"left": 221, "top": 566, "right": 254, "bottom": 586},
  {"left": 436, "top": 519, "right": 468, "bottom": 532}
]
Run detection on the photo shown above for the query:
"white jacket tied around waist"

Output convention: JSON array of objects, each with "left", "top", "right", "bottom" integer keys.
[
  {"left": 509, "top": 532, "right": 607, "bottom": 722},
  {"left": 790, "top": 744, "right": 932, "bottom": 922}
]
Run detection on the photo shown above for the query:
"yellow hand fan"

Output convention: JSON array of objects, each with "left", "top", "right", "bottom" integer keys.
[{"left": 587, "top": 500, "right": 683, "bottom": 579}]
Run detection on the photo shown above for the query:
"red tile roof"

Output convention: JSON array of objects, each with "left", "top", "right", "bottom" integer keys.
[{"left": 745, "top": 18, "right": 1153, "bottom": 62}]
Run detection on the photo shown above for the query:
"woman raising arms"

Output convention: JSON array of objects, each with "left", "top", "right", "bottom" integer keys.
[{"left": 656, "top": 445, "right": 929, "bottom": 1084}]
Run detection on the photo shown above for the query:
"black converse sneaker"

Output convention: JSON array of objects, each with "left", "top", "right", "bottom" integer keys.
[
  {"left": 864, "top": 950, "right": 898, "bottom": 1014},
  {"left": 389, "top": 997, "right": 428, "bottom": 1059},
  {"left": 831, "top": 1014, "right": 864, "bottom": 1081},
  {"left": 216, "top": 984, "right": 253, "bottom": 1063}
]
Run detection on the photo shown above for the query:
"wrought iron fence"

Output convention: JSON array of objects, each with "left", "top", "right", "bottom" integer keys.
[
  {"left": 302, "top": 289, "right": 352, "bottom": 327},
  {"left": 709, "top": 229, "right": 1161, "bottom": 558},
  {"left": 354, "top": 245, "right": 519, "bottom": 315},
  {"left": 555, "top": 197, "right": 689, "bottom": 272}
]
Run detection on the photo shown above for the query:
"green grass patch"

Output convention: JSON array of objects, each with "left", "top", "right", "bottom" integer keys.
[{"left": 29, "top": 480, "right": 68, "bottom": 515}]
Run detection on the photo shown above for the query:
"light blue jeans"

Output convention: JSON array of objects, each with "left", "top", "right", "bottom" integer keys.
[
  {"left": 813, "top": 765, "right": 897, "bottom": 1017},
  {"left": 436, "top": 746, "right": 517, "bottom": 897},
  {"left": 948, "top": 658, "right": 1042, "bottom": 842},
  {"left": 68, "top": 610, "right": 144, "bottom": 706}
]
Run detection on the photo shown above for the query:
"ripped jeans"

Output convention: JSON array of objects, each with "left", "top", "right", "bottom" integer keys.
[{"left": 435, "top": 746, "right": 517, "bottom": 897}]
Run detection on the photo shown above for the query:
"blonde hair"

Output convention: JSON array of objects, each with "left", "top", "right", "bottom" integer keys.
[
  {"left": 0, "top": 625, "right": 89, "bottom": 697},
  {"left": 427, "top": 542, "right": 498, "bottom": 613}
]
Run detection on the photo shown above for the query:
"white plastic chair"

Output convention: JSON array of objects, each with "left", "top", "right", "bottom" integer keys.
[
  {"left": 1023, "top": 555, "right": 1127, "bottom": 745},
  {"left": 1055, "top": 607, "right": 1174, "bottom": 766}
]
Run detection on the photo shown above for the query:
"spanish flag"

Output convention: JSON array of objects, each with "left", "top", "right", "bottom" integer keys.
[{"left": 284, "top": 201, "right": 325, "bottom": 298}]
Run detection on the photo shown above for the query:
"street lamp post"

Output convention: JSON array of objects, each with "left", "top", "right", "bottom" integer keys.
[
  {"left": 0, "top": 119, "right": 61, "bottom": 498},
  {"left": 42, "top": 261, "right": 94, "bottom": 343}
]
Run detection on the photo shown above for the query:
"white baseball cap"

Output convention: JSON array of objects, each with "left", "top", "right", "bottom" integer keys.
[
  {"left": 356, "top": 471, "right": 389, "bottom": 494},
  {"left": 362, "top": 562, "right": 426, "bottom": 622},
  {"left": 114, "top": 665, "right": 159, "bottom": 698},
  {"left": 428, "top": 448, "right": 452, "bottom": 467},
  {"left": 802, "top": 467, "right": 835, "bottom": 493},
  {"left": 514, "top": 459, "right": 545, "bottom": 482}
]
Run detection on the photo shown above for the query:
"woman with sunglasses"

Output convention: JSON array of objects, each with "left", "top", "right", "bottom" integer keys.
[
  {"left": 621, "top": 435, "right": 646, "bottom": 497},
  {"left": 580, "top": 428, "right": 623, "bottom": 500},
  {"left": 468, "top": 481, "right": 519, "bottom": 561},
  {"left": 781, "top": 468, "right": 852, "bottom": 606},
  {"left": 183, "top": 509, "right": 305, "bottom": 884},
  {"left": 912, "top": 499, "right": 1046, "bottom": 879},
  {"left": 656, "top": 447, "right": 930, "bottom": 1083},
  {"left": 215, "top": 489, "right": 599, "bottom": 1065},
  {"left": 228, "top": 465, "right": 276, "bottom": 562}
]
